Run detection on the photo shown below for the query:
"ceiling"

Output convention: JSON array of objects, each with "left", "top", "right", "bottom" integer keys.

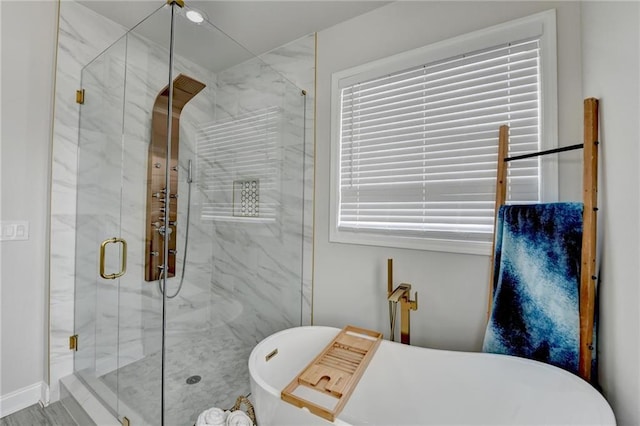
[{"left": 77, "top": 1, "right": 389, "bottom": 71}]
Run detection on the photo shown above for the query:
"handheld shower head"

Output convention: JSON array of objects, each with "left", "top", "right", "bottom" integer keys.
[{"left": 187, "top": 159, "right": 193, "bottom": 184}]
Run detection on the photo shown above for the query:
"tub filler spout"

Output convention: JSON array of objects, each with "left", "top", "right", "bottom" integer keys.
[
  {"left": 388, "top": 283, "right": 418, "bottom": 345},
  {"left": 386, "top": 259, "right": 418, "bottom": 345}
]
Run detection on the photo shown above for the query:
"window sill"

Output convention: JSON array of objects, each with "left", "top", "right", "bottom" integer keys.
[{"left": 329, "top": 229, "right": 492, "bottom": 256}]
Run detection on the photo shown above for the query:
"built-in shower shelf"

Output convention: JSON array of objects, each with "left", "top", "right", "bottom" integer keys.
[{"left": 281, "top": 325, "right": 382, "bottom": 422}]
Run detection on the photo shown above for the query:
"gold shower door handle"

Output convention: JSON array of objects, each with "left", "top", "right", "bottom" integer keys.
[{"left": 99, "top": 237, "right": 128, "bottom": 279}]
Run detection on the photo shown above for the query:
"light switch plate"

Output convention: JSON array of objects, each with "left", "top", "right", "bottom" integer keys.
[{"left": 0, "top": 221, "right": 29, "bottom": 241}]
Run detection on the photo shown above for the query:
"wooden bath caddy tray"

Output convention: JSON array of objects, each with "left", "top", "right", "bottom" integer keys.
[{"left": 281, "top": 325, "right": 382, "bottom": 422}]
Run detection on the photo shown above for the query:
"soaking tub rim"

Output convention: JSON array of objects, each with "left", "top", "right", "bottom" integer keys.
[{"left": 249, "top": 325, "right": 615, "bottom": 425}]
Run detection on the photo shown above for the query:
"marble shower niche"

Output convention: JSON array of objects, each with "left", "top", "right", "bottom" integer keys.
[{"left": 50, "top": 2, "right": 314, "bottom": 424}]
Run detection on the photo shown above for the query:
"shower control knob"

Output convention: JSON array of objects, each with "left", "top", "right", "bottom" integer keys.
[
  {"left": 169, "top": 221, "right": 177, "bottom": 226},
  {"left": 150, "top": 251, "right": 159, "bottom": 256},
  {"left": 157, "top": 226, "right": 173, "bottom": 238},
  {"left": 169, "top": 249, "right": 177, "bottom": 255},
  {"left": 152, "top": 192, "right": 163, "bottom": 198},
  {"left": 170, "top": 194, "right": 178, "bottom": 199},
  {"left": 159, "top": 207, "right": 166, "bottom": 213}
]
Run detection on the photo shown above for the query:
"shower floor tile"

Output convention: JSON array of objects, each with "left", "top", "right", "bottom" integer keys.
[{"left": 101, "top": 327, "right": 252, "bottom": 426}]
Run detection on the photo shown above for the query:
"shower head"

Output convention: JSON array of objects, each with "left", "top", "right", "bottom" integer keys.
[
  {"left": 174, "top": 74, "right": 206, "bottom": 96},
  {"left": 157, "top": 74, "right": 206, "bottom": 111}
]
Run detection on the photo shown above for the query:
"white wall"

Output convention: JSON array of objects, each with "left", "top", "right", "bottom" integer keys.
[
  {"left": 581, "top": 3, "right": 640, "bottom": 425},
  {"left": 314, "top": 2, "right": 640, "bottom": 424},
  {"left": 0, "top": 0, "right": 58, "bottom": 416},
  {"left": 314, "top": 1, "right": 583, "bottom": 351}
]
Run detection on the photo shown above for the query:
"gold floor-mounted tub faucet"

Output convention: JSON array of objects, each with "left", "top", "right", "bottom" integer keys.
[{"left": 387, "top": 259, "right": 418, "bottom": 345}]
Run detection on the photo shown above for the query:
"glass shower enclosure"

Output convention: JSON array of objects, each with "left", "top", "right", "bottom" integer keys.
[{"left": 73, "top": 3, "right": 306, "bottom": 425}]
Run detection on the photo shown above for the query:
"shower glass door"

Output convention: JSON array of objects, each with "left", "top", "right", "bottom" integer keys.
[
  {"left": 74, "top": 33, "right": 128, "bottom": 418},
  {"left": 74, "top": 5, "right": 171, "bottom": 425}
]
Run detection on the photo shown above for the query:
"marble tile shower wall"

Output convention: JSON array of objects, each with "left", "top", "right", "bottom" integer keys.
[
  {"left": 50, "top": 1, "right": 314, "bottom": 402},
  {"left": 260, "top": 35, "right": 315, "bottom": 326},
  {"left": 210, "top": 35, "right": 315, "bottom": 345}
]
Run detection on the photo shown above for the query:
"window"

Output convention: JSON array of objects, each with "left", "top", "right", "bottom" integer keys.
[
  {"left": 330, "top": 10, "right": 557, "bottom": 255},
  {"left": 197, "top": 106, "right": 280, "bottom": 222}
]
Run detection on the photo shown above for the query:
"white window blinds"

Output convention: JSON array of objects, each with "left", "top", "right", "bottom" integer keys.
[
  {"left": 337, "top": 37, "right": 541, "bottom": 242},
  {"left": 197, "top": 106, "right": 280, "bottom": 221}
]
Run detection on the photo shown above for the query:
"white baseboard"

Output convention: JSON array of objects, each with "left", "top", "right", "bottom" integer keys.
[{"left": 0, "top": 381, "right": 48, "bottom": 418}]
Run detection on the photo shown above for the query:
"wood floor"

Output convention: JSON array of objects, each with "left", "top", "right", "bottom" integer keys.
[{"left": 0, "top": 403, "right": 77, "bottom": 426}]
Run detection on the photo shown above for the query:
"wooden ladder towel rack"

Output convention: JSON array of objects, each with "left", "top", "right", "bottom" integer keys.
[{"left": 487, "top": 98, "right": 599, "bottom": 382}]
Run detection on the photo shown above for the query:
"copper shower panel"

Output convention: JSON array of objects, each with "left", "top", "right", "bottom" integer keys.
[{"left": 145, "top": 74, "right": 205, "bottom": 282}]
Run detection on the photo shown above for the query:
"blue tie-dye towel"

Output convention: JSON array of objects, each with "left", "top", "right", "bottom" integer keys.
[{"left": 482, "top": 202, "right": 584, "bottom": 374}]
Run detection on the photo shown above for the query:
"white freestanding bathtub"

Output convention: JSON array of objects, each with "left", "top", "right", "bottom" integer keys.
[{"left": 249, "top": 326, "right": 616, "bottom": 425}]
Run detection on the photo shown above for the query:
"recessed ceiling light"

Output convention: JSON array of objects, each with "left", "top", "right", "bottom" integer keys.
[{"left": 186, "top": 9, "right": 205, "bottom": 24}]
